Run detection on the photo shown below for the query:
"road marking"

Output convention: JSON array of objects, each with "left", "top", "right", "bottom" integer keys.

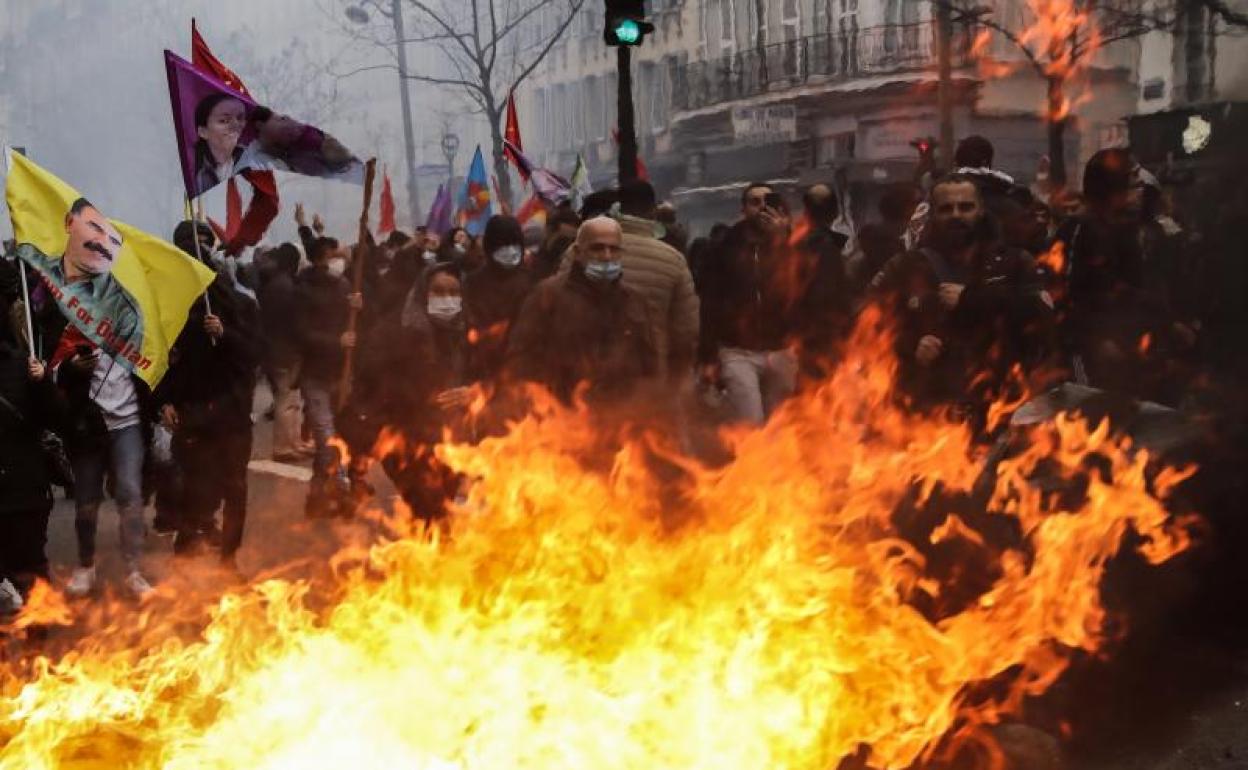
[{"left": 247, "top": 460, "right": 313, "bottom": 482}]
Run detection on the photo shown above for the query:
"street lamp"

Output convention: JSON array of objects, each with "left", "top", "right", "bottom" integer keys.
[
  {"left": 346, "top": 1, "right": 421, "bottom": 227},
  {"left": 441, "top": 132, "right": 460, "bottom": 192}
]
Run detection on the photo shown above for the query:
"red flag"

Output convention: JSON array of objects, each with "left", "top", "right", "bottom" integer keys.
[
  {"left": 225, "top": 177, "right": 243, "bottom": 240},
  {"left": 206, "top": 216, "right": 229, "bottom": 244},
  {"left": 378, "top": 170, "right": 396, "bottom": 235},
  {"left": 503, "top": 91, "right": 529, "bottom": 182},
  {"left": 192, "top": 19, "right": 250, "bottom": 96},
  {"left": 191, "top": 19, "right": 279, "bottom": 254}
]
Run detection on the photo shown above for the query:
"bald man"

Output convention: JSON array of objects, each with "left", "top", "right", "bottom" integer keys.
[{"left": 506, "top": 217, "right": 657, "bottom": 404}]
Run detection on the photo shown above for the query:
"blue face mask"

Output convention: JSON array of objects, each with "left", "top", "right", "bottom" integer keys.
[
  {"left": 492, "top": 245, "right": 523, "bottom": 268},
  {"left": 584, "top": 260, "right": 623, "bottom": 283}
]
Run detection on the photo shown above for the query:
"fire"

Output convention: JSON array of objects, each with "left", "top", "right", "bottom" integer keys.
[
  {"left": 0, "top": 309, "right": 1194, "bottom": 769},
  {"left": 973, "top": 0, "right": 1102, "bottom": 122}
]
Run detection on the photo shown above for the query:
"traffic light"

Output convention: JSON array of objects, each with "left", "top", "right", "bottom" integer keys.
[{"left": 604, "top": 0, "right": 654, "bottom": 46}]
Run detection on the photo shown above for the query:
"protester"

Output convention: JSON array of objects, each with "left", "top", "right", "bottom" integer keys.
[
  {"left": 257, "top": 242, "right": 309, "bottom": 462},
  {"left": 160, "top": 221, "right": 262, "bottom": 569},
  {"left": 0, "top": 263, "right": 64, "bottom": 604},
  {"left": 600, "top": 180, "right": 699, "bottom": 383},
  {"left": 532, "top": 206, "right": 580, "bottom": 280},
  {"left": 382, "top": 262, "right": 478, "bottom": 521},
  {"left": 869, "top": 175, "right": 1056, "bottom": 428},
  {"left": 1053, "top": 148, "right": 1150, "bottom": 395},
  {"left": 854, "top": 182, "right": 922, "bottom": 293},
  {"left": 506, "top": 216, "right": 656, "bottom": 404},
  {"left": 794, "top": 183, "right": 853, "bottom": 365},
  {"left": 463, "top": 215, "right": 536, "bottom": 383},
  {"left": 51, "top": 306, "right": 156, "bottom": 598},
  {"left": 697, "top": 182, "right": 804, "bottom": 425},
  {"left": 295, "top": 232, "right": 360, "bottom": 517},
  {"left": 655, "top": 201, "right": 689, "bottom": 256}
]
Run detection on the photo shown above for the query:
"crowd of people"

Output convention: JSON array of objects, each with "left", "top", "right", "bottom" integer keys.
[{"left": 0, "top": 134, "right": 1240, "bottom": 608}]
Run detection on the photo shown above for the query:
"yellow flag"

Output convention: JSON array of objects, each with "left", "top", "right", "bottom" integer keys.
[{"left": 5, "top": 151, "right": 215, "bottom": 388}]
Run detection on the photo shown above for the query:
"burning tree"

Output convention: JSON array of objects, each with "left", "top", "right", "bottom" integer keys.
[{"left": 940, "top": 0, "right": 1155, "bottom": 185}]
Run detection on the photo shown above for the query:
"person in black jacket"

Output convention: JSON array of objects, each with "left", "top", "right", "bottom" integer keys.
[
  {"left": 295, "top": 233, "right": 360, "bottom": 517},
  {"left": 697, "top": 183, "right": 803, "bottom": 424},
  {"left": 869, "top": 175, "right": 1056, "bottom": 431},
  {"left": 463, "top": 215, "right": 536, "bottom": 384},
  {"left": 795, "top": 183, "right": 852, "bottom": 374},
  {"left": 256, "top": 242, "right": 308, "bottom": 461},
  {"left": 159, "top": 221, "right": 262, "bottom": 567},
  {"left": 0, "top": 267, "right": 65, "bottom": 603}
]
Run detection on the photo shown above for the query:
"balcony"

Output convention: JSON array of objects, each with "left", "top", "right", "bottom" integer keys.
[{"left": 672, "top": 22, "right": 976, "bottom": 114}]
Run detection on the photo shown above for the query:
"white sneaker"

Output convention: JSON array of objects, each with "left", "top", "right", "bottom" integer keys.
[
  {"left": 124, "top": 571, "right": 155, "bottom": 599},
  {"left": 0, "top": 579, "right": 23, "bottom": 612},
  {"left": 66, "top": 566, "right": 96, "bottom": 598}
]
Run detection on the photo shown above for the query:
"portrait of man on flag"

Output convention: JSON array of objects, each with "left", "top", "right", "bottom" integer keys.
[{"left": 5, "top": 152, "right": 215, "bottom": 387}]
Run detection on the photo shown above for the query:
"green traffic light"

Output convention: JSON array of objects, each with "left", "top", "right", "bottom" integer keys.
[{"left": 613, "top": 18, "right": 642, "bottom": 44}]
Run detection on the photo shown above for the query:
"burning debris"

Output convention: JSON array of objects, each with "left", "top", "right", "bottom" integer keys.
[{"left": 0, "top": 310, "right": 1195, "bottom": 770}]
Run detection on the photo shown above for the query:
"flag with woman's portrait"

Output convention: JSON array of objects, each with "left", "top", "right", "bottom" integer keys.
[{"left": 165, "top": 50, "right": 365, "bottom": 200}]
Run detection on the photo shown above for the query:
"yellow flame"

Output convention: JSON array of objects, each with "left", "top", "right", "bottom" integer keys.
[{"left": 0, "top": 308, "right": 1193, "bottom": 769}]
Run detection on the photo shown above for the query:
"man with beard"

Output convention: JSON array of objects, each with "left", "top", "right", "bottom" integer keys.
[
  {"left": 869, "top": 176, "right": 1055, "bottom": 428},
  {"left": 697, "top": 182, "right": 802, "bottom": 425}
]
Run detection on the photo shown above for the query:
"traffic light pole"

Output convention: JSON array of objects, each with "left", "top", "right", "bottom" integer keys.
[{"left": 617, "top": 44, "right": 639, "bottom": 184}]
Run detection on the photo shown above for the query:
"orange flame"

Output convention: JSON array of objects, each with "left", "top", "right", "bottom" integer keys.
[
  {"left": 0, "top": 308, "right": 1195, "bottom": 768},
  {"left": 974, "top": 0, "right": 1102, "bottom": 123}
]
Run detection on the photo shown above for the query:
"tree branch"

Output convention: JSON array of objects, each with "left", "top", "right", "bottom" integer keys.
[{"left": 508, "top": 0, "right": 586, "bottom": 92}]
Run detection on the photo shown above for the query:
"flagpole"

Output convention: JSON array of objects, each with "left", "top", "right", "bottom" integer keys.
[
  {"left": 338, "top": 158, "right": 378, "bottom": 411},
  {"left": 1, "top": 147, "right": 36, "bottom": 358},
  {"left": 186, "top": 195, "right": 218, "bottom": 350}
]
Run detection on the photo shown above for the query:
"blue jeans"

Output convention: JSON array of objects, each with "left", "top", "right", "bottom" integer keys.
[
  {"left": 301, "top": 382, "right": 336, "bottom": 478},
  {"left": 71, "top": 424, "right": 146, "bottom": 573}
]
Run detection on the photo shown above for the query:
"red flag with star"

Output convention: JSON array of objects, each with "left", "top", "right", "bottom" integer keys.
[
  {"left": 503, "top": 91, "right": 528, "bottom": 182},
  {"left": 191, "top": 18, "right": 280, "bottom": 254}
]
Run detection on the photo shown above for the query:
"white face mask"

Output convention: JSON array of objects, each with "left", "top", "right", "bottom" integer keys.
[
  {"left": 326, "top": 257, "right": 347, "bottom": 278},
  {"left": 427, "top": 295, "right": 462, "bottom": 320},
  {"left": 491, "top": 244, "right": 523, "bottom": 268},
  {"left": 423, "top": 250, "right": 438, "bottom": 265}
]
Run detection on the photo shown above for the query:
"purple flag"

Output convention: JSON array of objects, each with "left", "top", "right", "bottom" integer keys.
[
  {"left": 501, "top": 140, "right": 571, "bottom": 205},
  {"left": 165, "top": 50, "right": 365, "bottom": 200},
  {"left": 426, "top": 183, "right": 453, "bottom": 236}
]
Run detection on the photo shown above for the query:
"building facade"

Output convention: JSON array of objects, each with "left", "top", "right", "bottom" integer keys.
[{"left": 514, "top": 0, "right": 1248, "bottom": 231}]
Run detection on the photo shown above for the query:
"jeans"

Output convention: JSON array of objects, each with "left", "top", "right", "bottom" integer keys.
[
  {"left": 269, "top": 361, "right": 304, "bottom": 457},
  {"left": 71, "top": 424, "right": 146, "bottom": 573},
  {"left": 301, "top": 381, "right": 336, "bottom": 478},
  {"left": 719, "top": 347, "right": 798, "bottom": 425},
  {"left": 174, "top": 427, "right": 253, "bottom": 557}
]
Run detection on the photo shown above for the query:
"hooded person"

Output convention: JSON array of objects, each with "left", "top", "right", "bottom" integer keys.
[
  {"left": 462, "top": 215, "right": 536, "bottom": 383},
  {"left": 157, "top": 220, "right": 262, "bottom": 569}
]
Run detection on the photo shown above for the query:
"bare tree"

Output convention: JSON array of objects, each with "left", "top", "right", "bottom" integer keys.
[
  {"left": 330, "top": 0, "right": 587, "bottom": 206},
  {"left": 218, "top": 32, "right": 354, "bottom": 128},
  {"left": 932, "top": 0, "right": 1155, "bottom": 185}
]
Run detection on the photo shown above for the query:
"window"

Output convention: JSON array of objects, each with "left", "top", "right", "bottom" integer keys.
[{"left": 719, "top": 0, "right": 736, "bottom": 54}]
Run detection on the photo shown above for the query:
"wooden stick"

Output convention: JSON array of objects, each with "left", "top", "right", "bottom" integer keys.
[{"left": 337, "top": 158, "right": 379, "bottom": 411}]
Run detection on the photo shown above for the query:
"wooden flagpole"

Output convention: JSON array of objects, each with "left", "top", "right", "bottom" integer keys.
[{"left": 337, "top": 158, "right": 378, "bottom": 411}]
